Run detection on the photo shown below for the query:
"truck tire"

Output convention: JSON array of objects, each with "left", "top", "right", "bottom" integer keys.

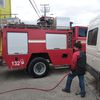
[{"left": 28, "top": 57, "right": 49, "bottom": 78}]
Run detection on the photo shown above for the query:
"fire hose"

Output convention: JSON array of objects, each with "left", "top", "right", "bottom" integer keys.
[{"left": 0, "top": 72, "right": 70, "bottom": 95}]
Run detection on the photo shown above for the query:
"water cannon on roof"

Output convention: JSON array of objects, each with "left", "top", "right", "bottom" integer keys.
[{"left": 37, "top": 16, "right": 71, "bottom": 30}]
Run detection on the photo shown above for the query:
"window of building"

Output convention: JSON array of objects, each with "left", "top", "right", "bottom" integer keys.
[
  {"left": 0, "top": 0, "right": 5, "bottom": 8},
  {"left": 87, "top": 28, "right": 98, "bottom": 46}
]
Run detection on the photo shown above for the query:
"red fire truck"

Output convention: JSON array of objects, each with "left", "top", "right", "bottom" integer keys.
[{"left": 0, "top": 23, "right": 87, "bottom": 78}]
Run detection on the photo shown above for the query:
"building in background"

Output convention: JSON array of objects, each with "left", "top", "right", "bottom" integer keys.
[
  {"left": 0, "top": 0, "right": 20, "bottom": 27},
  {"left": 0, "top": 0, "right": 11, "bottom": 61},
  {"left": 0, "top": 0, "right": 11, "bottom": 18}
]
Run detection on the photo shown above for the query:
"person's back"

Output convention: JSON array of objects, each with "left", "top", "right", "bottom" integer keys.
[{"left": 76, "top": 51, "right": 86, "bottom": 75}]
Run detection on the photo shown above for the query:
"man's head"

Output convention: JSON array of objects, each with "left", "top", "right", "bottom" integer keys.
[{"left": 73, "top": 41, "right": 82, "bottom": 51}]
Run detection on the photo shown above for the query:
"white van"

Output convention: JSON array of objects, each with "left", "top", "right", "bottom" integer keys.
[{"left": 86, "top": 15, "right": 100, "bottom": 79}]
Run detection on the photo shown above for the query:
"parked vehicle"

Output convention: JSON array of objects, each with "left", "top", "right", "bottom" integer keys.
[
  {"left": 86, "top": 15, "right": 100, "bottom": 79},
  {"left": 0, "top": 18, "right": 87, "bottom": 78}
]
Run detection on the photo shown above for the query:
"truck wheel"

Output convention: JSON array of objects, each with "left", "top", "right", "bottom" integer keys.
[{"left": 28, "top": 57, "right": 49, "bottom": 78}]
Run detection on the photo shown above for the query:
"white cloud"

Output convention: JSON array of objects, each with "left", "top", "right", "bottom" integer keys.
[{"left": 11, "top": 0, "right": 100, "bottom": 26}]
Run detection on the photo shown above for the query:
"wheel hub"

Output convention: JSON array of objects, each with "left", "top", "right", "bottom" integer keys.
[{"left": 33, "top": 62, "right": 46, "bottom": 75}]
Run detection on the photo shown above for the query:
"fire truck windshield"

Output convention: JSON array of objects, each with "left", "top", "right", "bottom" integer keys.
[{"left": 78, "top": 27, "right": 87, "bottom": 37}]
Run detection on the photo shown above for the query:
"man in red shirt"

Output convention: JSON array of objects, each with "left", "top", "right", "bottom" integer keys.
[{"left": 62, "top": 42, "right": 86, "bottom": 97}]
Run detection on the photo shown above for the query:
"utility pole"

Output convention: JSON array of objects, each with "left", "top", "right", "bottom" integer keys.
[
  {"left": 40, "top": 4, "right": 50, "bottom": 18},
  {"left": 40, "top": 4, "right": 50, "bottom": 27}
]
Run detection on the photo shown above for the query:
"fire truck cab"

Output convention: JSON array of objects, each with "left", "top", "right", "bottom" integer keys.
[{"left": 72, "top": 26, "right": 87, "bottom": 52}]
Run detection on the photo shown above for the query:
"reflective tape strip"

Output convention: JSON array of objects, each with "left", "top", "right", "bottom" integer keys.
[{"left": 28, "top": 40, "right": 46, "bottom": 43}]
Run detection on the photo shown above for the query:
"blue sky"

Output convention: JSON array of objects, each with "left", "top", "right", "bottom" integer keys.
[{"left": 11, "top": 0, "right": 100, "bottom": 26}]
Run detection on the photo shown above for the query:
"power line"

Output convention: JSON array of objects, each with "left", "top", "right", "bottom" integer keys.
[
  {"left": 40, "top": 4, "right": 50, "bottom": 17},
  {"left": 32, "top": 0, "right": 41, "bottom": 17},
  {"left": 28, "top": 0, "right": 40, "bottom": 18}
]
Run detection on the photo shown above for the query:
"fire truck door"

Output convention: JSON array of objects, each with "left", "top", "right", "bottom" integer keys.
[{"left": 46, "top": 34, "right": 72, "bottom": 65}]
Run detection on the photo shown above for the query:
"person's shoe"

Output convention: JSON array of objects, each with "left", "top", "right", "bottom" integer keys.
[
  {"left": 62, "top": 89, "right": 70, "bottom": 93},
  {"left": 81, "top": 94, "right": 86, "bottom": 98},
  {"left": 75, "top": 92, "right": 80, "bottom": 95}
]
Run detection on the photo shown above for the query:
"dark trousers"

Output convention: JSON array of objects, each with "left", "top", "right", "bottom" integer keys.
[{"left": 65, "top": 72, "right": 86, "bottom": 95}]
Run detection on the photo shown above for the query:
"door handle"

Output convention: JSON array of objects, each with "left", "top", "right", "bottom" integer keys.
[{"left": 62, "top": 54, "right": 68, "bottom": 58}]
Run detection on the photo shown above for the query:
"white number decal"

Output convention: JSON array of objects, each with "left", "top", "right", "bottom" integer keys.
[{"left": 11, "top": 59, "right": 24, "bottom": 66}]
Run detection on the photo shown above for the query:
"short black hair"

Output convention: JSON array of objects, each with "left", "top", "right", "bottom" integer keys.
[{"left": 74, "top": 41, "right": 82, "bottom": 49}]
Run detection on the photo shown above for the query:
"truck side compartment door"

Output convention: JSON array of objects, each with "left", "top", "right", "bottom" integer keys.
[{"left": 46, "top": 33, "right": 72, "bottom": 65}]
